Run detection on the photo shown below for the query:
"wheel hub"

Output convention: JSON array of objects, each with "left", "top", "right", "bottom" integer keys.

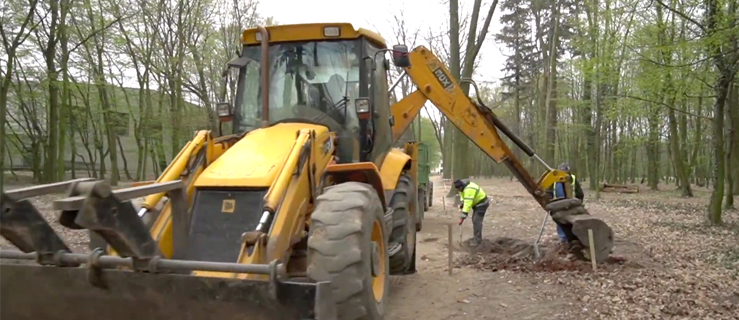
[{"left": 370, "top": 241, "right": 380, "bottom": 277}]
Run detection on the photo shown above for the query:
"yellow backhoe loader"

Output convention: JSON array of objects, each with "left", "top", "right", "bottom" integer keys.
[{"left": 0, "top": 23, "right": 613, "bottom": 320}]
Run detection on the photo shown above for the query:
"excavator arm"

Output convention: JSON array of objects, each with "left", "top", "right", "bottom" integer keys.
[
  {"left": 390, "top": 46, "right": 569, "bottom": 208},
  {"left": 389, "top": 46, "right": 614, "bottom": 262}
]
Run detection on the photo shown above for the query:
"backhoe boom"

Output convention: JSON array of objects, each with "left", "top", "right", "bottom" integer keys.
[
  {"left": 390, "top": 46, "right": 564, "bottom": 208},
  {"left": 390, "top": 45, "right": 614, "bottom": 263}
]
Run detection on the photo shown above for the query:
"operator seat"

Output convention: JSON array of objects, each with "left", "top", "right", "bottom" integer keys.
[
  {"left": 325, "top": 74, "right": 346, "bottom": 105},
  {"left": 291, "top": 76, "right": 355, "bottom": 163},
  {"left": 326, "top": 74, "right": 362, "bottom": 163}
]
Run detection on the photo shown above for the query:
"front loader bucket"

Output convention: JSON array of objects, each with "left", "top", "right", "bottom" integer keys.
[
  {"left": 0, "top": 257, "right": 336, "bottom": 320},
  {"left": 0, "top": 178, "right": 336, "bottom": 320}
]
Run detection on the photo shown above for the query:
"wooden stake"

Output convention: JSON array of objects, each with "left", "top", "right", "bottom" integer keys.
[
  {"left": 443, "top": 181, "right": 454, "bottom": 276},
  {"left": 441, "top": 181, "right": 448, "bottom": 212},
  {"left": 588, "top": 229, "right": 597, "bottom": 271},
  {"left": 448, "top": 223, "right": 453, "bottom": 275}
]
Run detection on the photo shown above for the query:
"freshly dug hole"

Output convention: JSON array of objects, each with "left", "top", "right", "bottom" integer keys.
[{"left": 455, "top": 237, "right": 629, "bottom": 273}]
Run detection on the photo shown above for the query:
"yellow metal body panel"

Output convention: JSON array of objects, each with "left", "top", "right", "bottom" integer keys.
[
  {"left": 138, "top": 121, "right": 368, "bottom": 279},
  {"left": 99, "top": 130, "right": 235, "bottom": 259},
  {"left": 241, "top": 23, "right": 386, "bottom": 48},
  {"left": 190, "top": 127, "right": 336, "bottom": 280},
  {"left": 390, "top": 91, "right": 428, "bottom": 145},
  {"left": 194, "top": 123, "right": 330, "bottom": 188},
  {"left": 536, "top": 170, "right": 571, "bottom": 195},
  {"left": 325, "top": 162, "right": 387, "bottom": 208},
  {"left": 379, "top": 148, "right": 411, "bottom": 191},
  {"left": 150, "top": 204, "right": 174, "bottom": 258},
  {"left": 147, "top": 131, "right": 237, "bottom": 258}
]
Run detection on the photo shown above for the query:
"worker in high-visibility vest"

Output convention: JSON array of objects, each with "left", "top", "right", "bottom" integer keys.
[
  {"left": 548, "top": 163, "right": 584, "bottom": 243},
  {"left": 454, "top": 179, "right": 490, "bottom": 246}
]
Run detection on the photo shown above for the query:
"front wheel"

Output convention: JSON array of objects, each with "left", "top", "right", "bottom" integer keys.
[
  {"left": 388, "top": 174, "right": 417, "bottom": 274},
  {"left": 307, "top": 182, "right": 389, "bottom": 320}
]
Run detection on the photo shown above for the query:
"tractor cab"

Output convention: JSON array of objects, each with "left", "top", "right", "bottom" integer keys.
[{"left": 216, "top": 24, "right": 410, "bottom": 164}]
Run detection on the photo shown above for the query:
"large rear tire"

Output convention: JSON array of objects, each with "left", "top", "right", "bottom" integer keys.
[
  {"left": 307, "top": 182, "right": 389, "bottom": 320},
  {"left": 388, "top": 174, "right": 417, "bottom": 274}
]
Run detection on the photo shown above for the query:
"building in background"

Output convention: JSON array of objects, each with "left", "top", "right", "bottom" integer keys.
[{"left": 4, "top": 81, "right": 212, "bottom": 181}]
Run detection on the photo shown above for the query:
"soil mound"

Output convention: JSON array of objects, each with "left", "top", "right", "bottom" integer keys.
[{"left": 456, "top": 237, "right": 630, "bottom": 273}]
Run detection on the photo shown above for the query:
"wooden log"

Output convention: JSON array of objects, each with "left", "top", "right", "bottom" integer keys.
[
  {"left": 601, "top": 187, "right": 639, "bottom": 194},
  {"left": 600, "top": 183, "right": 640, "bottom": 193},
  {"left": 602, "top": 183, "right": 631, "bottom": 188}
]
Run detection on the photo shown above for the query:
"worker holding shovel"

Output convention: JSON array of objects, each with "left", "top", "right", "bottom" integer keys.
[{"left": 454, "top": 179, "right": 490, "bottom": 247}]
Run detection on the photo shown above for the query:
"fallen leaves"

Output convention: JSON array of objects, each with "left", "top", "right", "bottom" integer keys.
[{"left": 457, "top": 179, "right": 739, "bottom": 320}]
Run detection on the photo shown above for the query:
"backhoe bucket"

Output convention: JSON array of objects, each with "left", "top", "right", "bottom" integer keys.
[{"left": 0, "top": 253, "right": 336, "bottom": 320}]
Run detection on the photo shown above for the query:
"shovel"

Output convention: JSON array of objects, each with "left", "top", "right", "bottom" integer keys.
[
  {"left": 532, "top": 210, "right": 550, "bottom": 260},
  {"left": 458, "top": 220, "right": 463, "bottom": 245}
]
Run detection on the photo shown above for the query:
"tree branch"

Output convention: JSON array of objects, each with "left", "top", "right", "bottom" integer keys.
[
  {"left": 69, "top": 13, "right": 133, "bottom": 54},
  {"left": 653, "top": 0, "right": 706, "bottom": 34},
  {"left": 472, "top": 0, "right": 499, "bottom": 58},
  {"left": 617, "top": 94, "right": 712, "bottom": 120}
]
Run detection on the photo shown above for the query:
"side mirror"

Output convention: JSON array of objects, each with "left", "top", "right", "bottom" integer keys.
[
  {"left": 391, "top": 45, "right": 410, "bottom": 68},
  {"left": 216, "top": 102, "right": 233, "bottom": 123}
]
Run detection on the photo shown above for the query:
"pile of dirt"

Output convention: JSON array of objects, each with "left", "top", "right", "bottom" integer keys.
[{"left": 456, "top": 237, "right": 630, "bottom": 273}]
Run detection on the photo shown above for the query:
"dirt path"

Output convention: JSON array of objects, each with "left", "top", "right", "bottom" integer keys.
[{"left": 385, "top": 176, "right": 577, "bottom": 320}]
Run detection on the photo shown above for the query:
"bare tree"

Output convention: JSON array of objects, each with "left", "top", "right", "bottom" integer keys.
[
  {"left": 446, "top": 0, "right": 500, "bottom": 196},
  {"left": 0, "top": 0, "right": 40, "bottom": 190}
]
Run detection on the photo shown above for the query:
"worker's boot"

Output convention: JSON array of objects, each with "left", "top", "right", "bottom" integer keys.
[
  {"left": 568, "top": 239, "right": 586, "bottom": 260},
  {"left": 568, "top": 239, "right": 583, "bottom": 251}
]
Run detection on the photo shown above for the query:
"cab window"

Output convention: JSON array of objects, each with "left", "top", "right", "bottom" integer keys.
[{"left": 365, "top": 42, "right": 392, "bottom": 163}]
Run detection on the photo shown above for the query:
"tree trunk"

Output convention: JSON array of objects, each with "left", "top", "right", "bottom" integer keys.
[
  {"left": 708, "top": 73, "right": 730, "bottom": 224},
  {"left": 725, "top": 96, "right": 734, "bottom": 209},
  {"left": 729, "top": 80, "right": 739, "bottom": 195},
  {"left": 57, "top": 0, "right": 70, "bottom": 181},
  {"left": 43, "top": 0, "right": 61, "bottom": 183},
  {"left": 446, "top": 0, "right": 462, "bottom": 197},
  {"left": 544, "top": 7, "right": 559, "bottom": 166}
]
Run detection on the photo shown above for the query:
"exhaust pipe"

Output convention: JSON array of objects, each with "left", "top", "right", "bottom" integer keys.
[{"left": 257, "top": 25, "right": 270, "bottom": 128}]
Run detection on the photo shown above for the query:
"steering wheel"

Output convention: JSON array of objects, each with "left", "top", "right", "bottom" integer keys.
[{"left": 332, "top": 96, "right": 349, "bottom": 115}]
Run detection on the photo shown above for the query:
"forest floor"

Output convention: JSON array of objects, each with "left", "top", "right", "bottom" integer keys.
[
  {"left": 2, "top": 174, "right": 739, "bottom": 319},
  {"left": 384, "top": 176, "right": 739, "bottom": 320}
]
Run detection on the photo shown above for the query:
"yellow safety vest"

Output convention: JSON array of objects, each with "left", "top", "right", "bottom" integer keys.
[{"left": 459, "top": 182, "right": 487, "bottom": 214}]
